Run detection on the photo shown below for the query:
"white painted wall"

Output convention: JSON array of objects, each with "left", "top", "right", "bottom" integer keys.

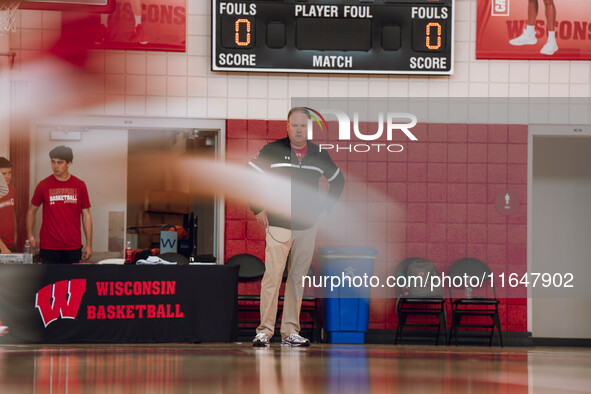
[
  {"left": 530, "top": 136, "right": 591, "bottom": 338},
  {"left": 30, "top": 127, "right": 128, "bottom": 254},
  {"left": 7, "top": 0, "right": 591, "bottom": 122}
]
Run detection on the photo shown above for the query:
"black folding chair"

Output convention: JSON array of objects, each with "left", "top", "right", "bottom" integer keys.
[
  {"left": 447, "top": 258, "right": 503, "bottom": 347},
  {"left": 393, "top": 257, "right": 447, "bottom": 345},
  {"left": 225, "top": 254, "right": 266, "bottom": 336}
]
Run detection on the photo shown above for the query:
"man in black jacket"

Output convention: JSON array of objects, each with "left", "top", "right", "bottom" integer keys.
[{"left": 249, "top": 107, "right": 345, "bottom": 347}]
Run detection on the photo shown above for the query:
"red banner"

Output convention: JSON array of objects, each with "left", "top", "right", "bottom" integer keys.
[
  {"left": 477, "top": 0, "right": 591, "bottom": 60},
  {"left": 92, "top": 0, "right": 186, "bottom": 52}
]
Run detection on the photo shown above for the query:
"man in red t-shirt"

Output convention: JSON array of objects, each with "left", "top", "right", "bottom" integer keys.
[
  {"left": 0, "top": 157, "right": 17, "bottom": 254},
  {"left": 26, "top": 146, "right": 93, "bottom": 264}
]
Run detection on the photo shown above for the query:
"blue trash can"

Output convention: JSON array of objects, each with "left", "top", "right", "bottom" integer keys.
[{"left": 318, "top": 246, "right": 377, "bottom": 344}]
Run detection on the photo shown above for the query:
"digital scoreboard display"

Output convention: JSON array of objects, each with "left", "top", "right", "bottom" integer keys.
[{"left": 212, "top": 0, "right": 454, "bottom": 75}]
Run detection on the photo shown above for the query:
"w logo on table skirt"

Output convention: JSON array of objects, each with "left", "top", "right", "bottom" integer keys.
[{"left": 35, "top": 279, "right": 87, "bottom": 327}]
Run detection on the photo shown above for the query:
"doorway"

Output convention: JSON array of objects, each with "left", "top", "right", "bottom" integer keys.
[
  {"left": 530, "top": 133, "right": 591, "bottom": 339},
  {"left": 31, "top": 116, "right": 226, "bottom": 263},
  {"left": 127, "top": 128, "right": 219, "bottom": 258}
]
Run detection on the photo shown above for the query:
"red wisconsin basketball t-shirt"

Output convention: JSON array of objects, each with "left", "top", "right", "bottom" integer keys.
[
  {"left": 31, "top": 175, "right": 91, "bottom": 250},
  {"left": 0, "top": 184, "right": 16, "bottom": 249}
]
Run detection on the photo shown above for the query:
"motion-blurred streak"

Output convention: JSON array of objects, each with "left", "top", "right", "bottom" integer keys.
[
  {"left": 2, "top": 12, "right": 135, "bottom": 121},
  {"left": 177, "top": 155, "right": 293, "bottom": 219}
]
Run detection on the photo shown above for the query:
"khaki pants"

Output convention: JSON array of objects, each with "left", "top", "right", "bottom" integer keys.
[{"left": 257, "top": 225, "right": 317, "bottom": 339}]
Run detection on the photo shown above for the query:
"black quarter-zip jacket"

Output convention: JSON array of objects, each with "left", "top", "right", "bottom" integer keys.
[{"left": 248, "top": 138, "right": 345, "bottom": 230}]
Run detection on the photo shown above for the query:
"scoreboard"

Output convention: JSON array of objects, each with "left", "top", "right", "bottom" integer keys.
[{"left": 211, "top": 0, "right": 454, "bottom": 75}]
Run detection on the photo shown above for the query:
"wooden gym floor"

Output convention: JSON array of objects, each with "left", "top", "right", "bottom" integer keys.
[{"left": 0, "top": 343, "right": 589, "bottom": 393}]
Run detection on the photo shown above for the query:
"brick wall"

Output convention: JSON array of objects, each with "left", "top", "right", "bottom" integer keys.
[{"left": 225, "top": 119, "right": 528, "bottom": 332}]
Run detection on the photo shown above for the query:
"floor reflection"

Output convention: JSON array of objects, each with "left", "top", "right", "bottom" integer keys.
[
  {"left": 0, "top": 344, "right": 589, "bottom": 393},
  {"left": 256, "top": 348, "right": 306, "bottom": 394}
]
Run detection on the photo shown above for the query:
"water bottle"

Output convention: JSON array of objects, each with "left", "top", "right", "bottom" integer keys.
[
  {"left": 24, "top": 240, "right": 33, "bottom": 264},
  {"left": 125, "top": 241, "right": 132, "bottom": 263},
  {"left": 465, "top": 287, "right": 472, "bottom": 299}
]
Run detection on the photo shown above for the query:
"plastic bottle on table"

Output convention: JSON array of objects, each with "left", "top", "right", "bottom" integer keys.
[
  {"left": 24, "top": 240, "right": 33, "bottom": 264},
  {"left": 125, "top": 241, "right": 133, "bottom": 262}
]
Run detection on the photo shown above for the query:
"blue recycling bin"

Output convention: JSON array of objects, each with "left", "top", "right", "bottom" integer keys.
[{"left": 318, "top": 246, "right": 377, "bottom": 344}]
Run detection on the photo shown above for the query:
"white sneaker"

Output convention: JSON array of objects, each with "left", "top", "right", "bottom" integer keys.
[
  {"left": 509, "top": 30, "right": 537, "bottom": 46},
  {"left": 252, "top": 332, "right": 270, "bottom": 347},
  {"left": 540, "top": 41, "right": 558, "bottom": 55},
  {"left": 281, "top": 333, "right": 310, "bottom": 347}
]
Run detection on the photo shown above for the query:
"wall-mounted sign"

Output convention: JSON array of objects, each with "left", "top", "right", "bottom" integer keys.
[
  {"left": 494, "top": 190, "right": 520, "bottom": 216},
  {"left": 91, "top": 0, "right": 186, "bottom": 52},
  {"left": 477, "top": 0, "right": 591, "bottom": 60}
]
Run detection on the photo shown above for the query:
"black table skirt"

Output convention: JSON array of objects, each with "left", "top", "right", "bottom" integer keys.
[{"left": 0, "top": 264, "right": 238, "bottom": 344}]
